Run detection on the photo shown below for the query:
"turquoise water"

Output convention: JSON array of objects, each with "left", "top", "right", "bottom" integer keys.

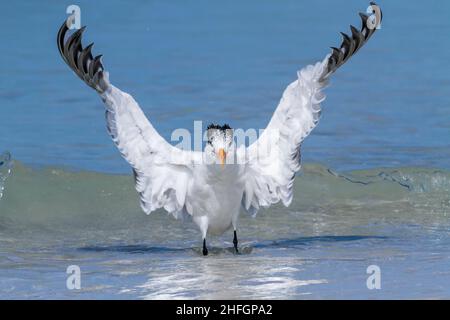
[
  {"left": 1, "top": 160, "right": 449, "bottom": 299},
  {"left": 0, "top": 1, "right": 449, "bottom": 299}
]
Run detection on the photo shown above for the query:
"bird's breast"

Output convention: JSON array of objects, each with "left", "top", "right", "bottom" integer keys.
[{"left": 187, "top": 164, "right": 246, "bottom": 234}]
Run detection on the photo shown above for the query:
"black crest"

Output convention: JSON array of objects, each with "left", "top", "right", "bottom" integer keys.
[{"left": 207, "top": 123, "right": 232, "bottom": 131}]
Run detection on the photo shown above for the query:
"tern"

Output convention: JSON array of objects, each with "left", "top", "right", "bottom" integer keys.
[{"left": 57, "top": 3, "right": 382, "bottom": 255}]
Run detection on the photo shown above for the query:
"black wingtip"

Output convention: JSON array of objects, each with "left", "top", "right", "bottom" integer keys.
[
  {"left": 359, "top": 12, "right": 369, "bottom": 26},
  {"left": 57, "top": 22, "right": 107, "bottom": 93},
  {"left": 340, "top": 32, "right": 351, "bottom": 42},
  {"left": 321, "top": 2, "right": 382, "bottom": 80},
  {"left": 349, "top": 25, "right": 359, "bottom": 34}
]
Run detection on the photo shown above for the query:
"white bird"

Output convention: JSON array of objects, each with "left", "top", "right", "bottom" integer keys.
[{"left": 57, "top": 3, "right": 382, "bottom": 255}]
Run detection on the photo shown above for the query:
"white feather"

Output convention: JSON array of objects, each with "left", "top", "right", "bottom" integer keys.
[
  {"left": 101, "top": 85, "right": 202, "bottom": 219},
  {"left": 240, "top": 56, "right": 330, "bottom": 215},
  {"left": 99, "top": 55, "right": 331, "bottom": 232}
]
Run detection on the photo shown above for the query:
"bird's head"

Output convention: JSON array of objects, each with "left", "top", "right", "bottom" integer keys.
[{"left": 205, "top": 123, "right": 234, "bottom": 167}]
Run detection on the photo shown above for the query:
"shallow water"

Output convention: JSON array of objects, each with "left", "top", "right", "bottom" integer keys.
[
  {"left": 0, "top": 160, "right": 449, "bottom": 299},
  {"left": 0, "top": 0, "right": 449, "bottom": 299}
]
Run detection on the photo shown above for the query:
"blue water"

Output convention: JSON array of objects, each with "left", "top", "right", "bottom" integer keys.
[
  {"left": 0, "top": 0, "right": 449, "bottom": 299},
  {"left": 1, "top": 0, "right": 449, "bottom": 173}
]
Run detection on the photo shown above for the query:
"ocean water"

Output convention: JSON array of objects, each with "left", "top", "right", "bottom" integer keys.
[{"left": 0, "top": 0, "right": 449, "bottom": 299}]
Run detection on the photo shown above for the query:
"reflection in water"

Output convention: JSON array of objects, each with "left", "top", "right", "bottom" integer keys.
[{"left": 138, "top": 256, "right": 326, "bottom": 299}]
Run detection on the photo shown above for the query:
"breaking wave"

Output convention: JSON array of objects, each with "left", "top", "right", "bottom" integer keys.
[
  {"left": 0, "top": 152, "right": 12, "bottom": 200},
  {"left": 0, "top": 155, "right": 449, "bottom": 232}
]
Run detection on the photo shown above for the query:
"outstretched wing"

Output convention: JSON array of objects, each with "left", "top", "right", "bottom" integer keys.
[
  {"left": 57, "top": 21, "right": 202, "bottom": 218},
  {"left": 241, "top": 3, "right": 382, "bottom": 216}
]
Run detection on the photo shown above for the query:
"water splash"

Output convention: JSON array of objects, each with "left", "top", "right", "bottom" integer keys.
[{"left": 0, "top": 152, "right": 13, "bottom": 199}]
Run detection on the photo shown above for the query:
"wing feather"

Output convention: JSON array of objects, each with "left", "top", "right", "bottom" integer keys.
[
  {"left": 241, "top": 3, "right": 382, "bottom": 216},
  {"left": 57, "top": 22, "right": 201, "bottom": 218}
]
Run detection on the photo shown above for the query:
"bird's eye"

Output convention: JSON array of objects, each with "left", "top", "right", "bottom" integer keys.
[{"left": 207, "top": 140, "right": 212, "bottom": 145}]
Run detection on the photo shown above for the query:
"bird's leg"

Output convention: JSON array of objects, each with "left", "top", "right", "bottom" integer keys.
[
  {"left": 196, "top": 216, "right": 208, "bottom": 256},
  {"left": 233, "top": 230, "right": 239, "bottom": 253},
  {"left": 202, "top": 238, "right": 208, "bottom": 256}
]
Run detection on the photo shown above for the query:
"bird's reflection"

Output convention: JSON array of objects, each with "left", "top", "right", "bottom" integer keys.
[{"left": 137, "top": 249, "right": 327, "bottom": 299}]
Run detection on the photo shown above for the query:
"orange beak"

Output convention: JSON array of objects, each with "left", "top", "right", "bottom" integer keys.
[{"left": 218, "top": 148, "right": 226, "bottom": 168}]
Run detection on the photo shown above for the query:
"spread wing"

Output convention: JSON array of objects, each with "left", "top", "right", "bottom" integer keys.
[
  {"left": 57, "top": 22, "right": 202, "bottom": 218},
  {"left": 241, "top": 3, "right": 382, "bottom": 216}
]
